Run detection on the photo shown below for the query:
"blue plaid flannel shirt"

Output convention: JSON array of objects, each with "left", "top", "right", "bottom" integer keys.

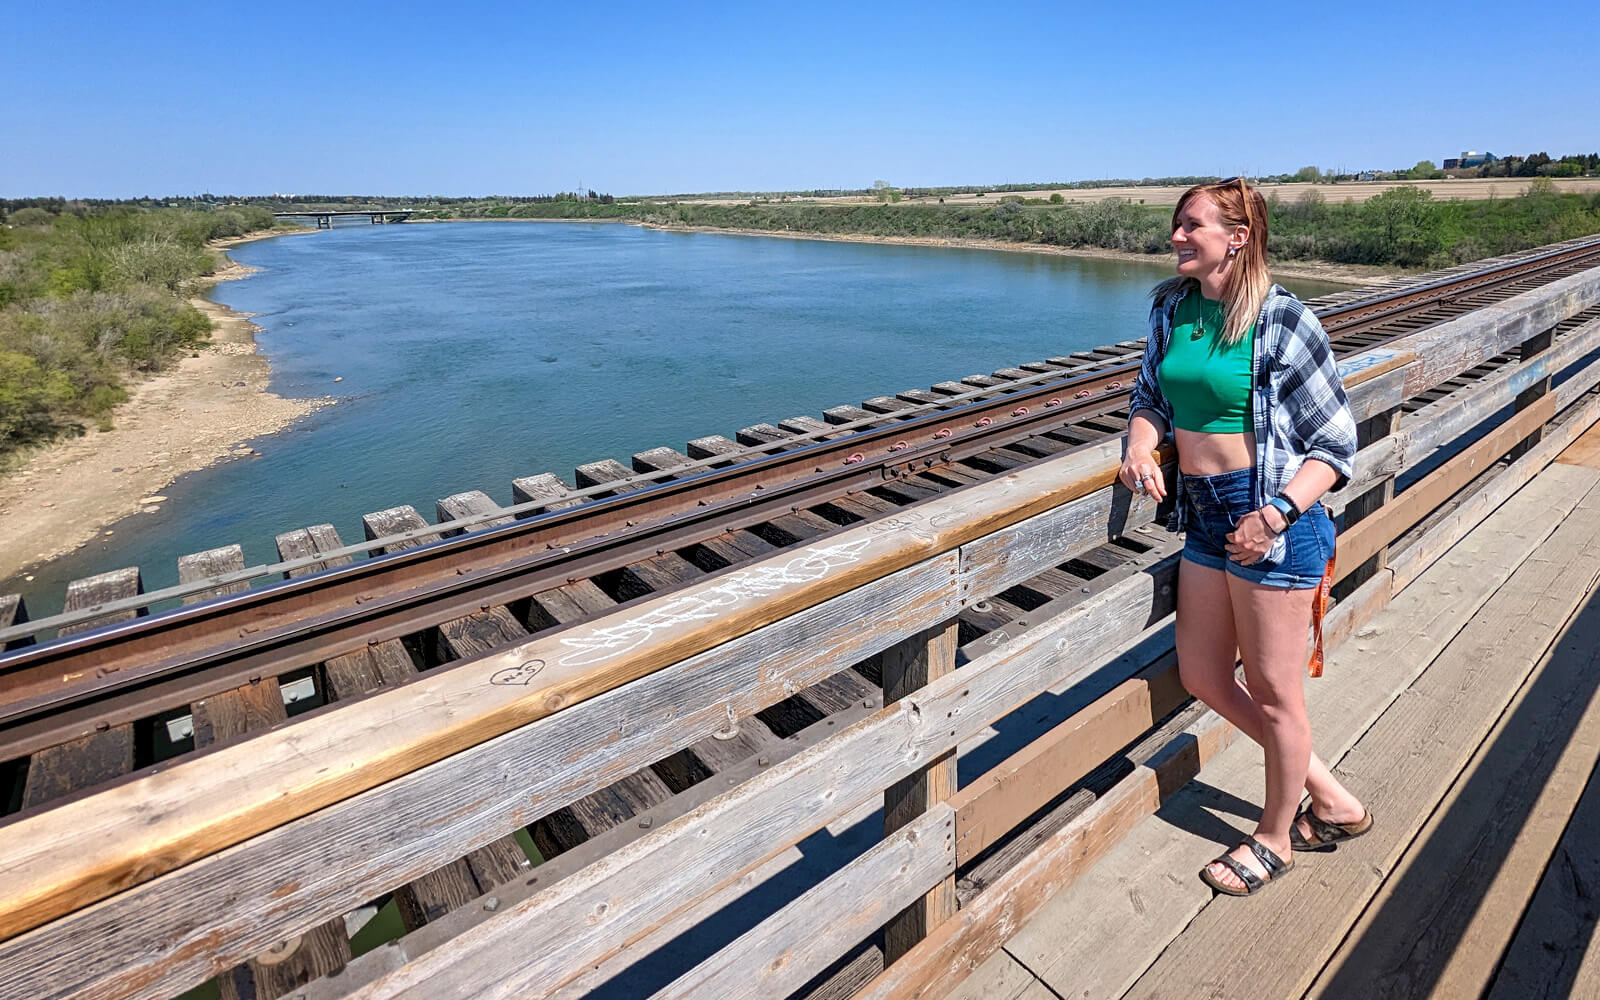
[{"left": 1128, "top": 282, "right": 1357, "bottom": 553}]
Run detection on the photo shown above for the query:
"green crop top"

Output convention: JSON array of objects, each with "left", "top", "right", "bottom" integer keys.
[{"left": 1157, "top": 293, "right": 1255, "bottom": 433}]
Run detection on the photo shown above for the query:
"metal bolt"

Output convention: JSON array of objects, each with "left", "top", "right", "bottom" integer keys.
[
  {"left": 758, "top": 755, "right": 771, "bottom": 767},
  {"left": 94, "top": 721, "right": 110, "bottom": 732},
  {"left": 638, "top": 815, "right": 653, "bottom": 829},
  {"left": 483, "top": 896, "right": 500, "bottom": 912}
]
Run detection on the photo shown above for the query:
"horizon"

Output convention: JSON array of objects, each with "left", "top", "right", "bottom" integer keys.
[{"left": 5, "top": 0, "right": 1598, "bottom": 200}]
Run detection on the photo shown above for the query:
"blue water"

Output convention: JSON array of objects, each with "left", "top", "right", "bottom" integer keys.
[{"left": 7, "top": 222, "right": 1344, "bottom": 617}]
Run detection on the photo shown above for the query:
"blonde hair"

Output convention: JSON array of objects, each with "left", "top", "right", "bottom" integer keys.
[{"left": 1153, "top": 178, "right": 1271, "bottom": 346}]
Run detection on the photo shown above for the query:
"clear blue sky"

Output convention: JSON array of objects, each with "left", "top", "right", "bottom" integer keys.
[{"left": 4, "top": 0, "right": 1596, "bottom": 198}]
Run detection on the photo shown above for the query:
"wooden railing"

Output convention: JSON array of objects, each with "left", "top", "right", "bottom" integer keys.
[{"left": 5, "top": 267, "right": 1600, "bottom": 1000}]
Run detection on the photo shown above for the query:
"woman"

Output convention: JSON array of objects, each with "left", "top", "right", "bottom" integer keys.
[{"left": 1119, "top": 178, "right": 1372, "bottom": 896}]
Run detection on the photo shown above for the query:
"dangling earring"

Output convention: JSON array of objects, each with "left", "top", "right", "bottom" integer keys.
[{"left": 1227, "top": 246, "right": 1238, "bottom": 258}]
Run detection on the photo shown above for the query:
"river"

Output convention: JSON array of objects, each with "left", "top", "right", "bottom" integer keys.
[{"left": 6, "top": 221, "right": 1346, "bottom": 616}]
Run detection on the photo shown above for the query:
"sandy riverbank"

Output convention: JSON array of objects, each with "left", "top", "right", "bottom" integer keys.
[
  {"left": 0, "top": 232, "right": 332, "bottom": 581},
  {"left": 635, "top": 222, "right": 1394, "bottom": 285}
]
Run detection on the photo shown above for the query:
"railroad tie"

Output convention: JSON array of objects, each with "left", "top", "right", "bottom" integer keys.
[
  {"left": 510, "top": 472, "right": 583, "bottom": 514},
  {"left": 777, "top": 413, "right": 835, "bottom": 437},
  {"left": 18, "top": 569, "right": 143, "bottom": 809},
  {"left": 735, "top": 422, "right": 793, "bottom": 447},
  {"left": 435, "top": 490, "right": 514, "bottom": 537},
  {"left": 631, "top": 446, "right": 696, "bottom": 479},
  {"left": 573, "top": 458, "right": 633, "bottom": 494},
  {"left": 823, "top": 403, "right": 886, "bottom": 427},
  {"left": 960, "top": 374, "right": 1008, "bottom": 388},
  {"left": 860, "top": 395, "right": 918, "bottom": 415},
  {"left": 274, "top": 523, "right": 352, "bottom": 576},
  {"left": 685, "top": 433, "right": 744, "bottom": 464},
  {"left": 0, "top": 593, "right": 31, "bottom": 651},
  {"left": 361, "top": 504, "right": 431, "bottom": 556}
]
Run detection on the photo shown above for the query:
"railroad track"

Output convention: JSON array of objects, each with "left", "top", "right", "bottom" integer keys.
[
  {"left": 3, "top": 234, "right": 1600, "bottom": 999},
  {"left": 4, "top": 234, "right": 1600, "bottom": 768}
]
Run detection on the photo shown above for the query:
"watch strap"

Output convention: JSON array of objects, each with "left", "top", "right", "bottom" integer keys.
[{"left": 1267, "top": 496, "right": 1299, "bottom": 528}]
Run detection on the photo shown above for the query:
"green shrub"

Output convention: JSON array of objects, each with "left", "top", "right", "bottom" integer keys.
[
  {"left": 0, "top": 350, "right": 75, "bottom": 444},
  {"left": 7, "top": 207, "right": 54, "bottom": 227}
]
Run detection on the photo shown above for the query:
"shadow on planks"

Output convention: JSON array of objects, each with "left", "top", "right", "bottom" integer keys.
[{"left": 1311, "top": 576, "right": 1600, "bottom": 1000}]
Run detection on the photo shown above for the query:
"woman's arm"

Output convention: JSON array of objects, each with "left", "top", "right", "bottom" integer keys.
[
  {"left": 1120, "top": 409, "right": 1169, "bottom": 501},
  {"left": 1122, "top": 296, "right": 1176, "bottom": 500},
  {"left": 1225, "top": 458, "right": 1339, "bottom": 564}
]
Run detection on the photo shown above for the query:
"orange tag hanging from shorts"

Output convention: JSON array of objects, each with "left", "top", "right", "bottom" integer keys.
[{"left": 1308, "top": 554, "right": 1336, "bottom": 678}]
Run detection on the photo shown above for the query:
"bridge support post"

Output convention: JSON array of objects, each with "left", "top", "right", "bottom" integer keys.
[
  {"left": 878, "top": 620, "right": 959, "bottom": 964},
  {"left": 1510, "top": 326, "right": 1555, "bottom": 460},
  {"left": 1335, "top": 404, "right": 1401, "bottom": 598}
]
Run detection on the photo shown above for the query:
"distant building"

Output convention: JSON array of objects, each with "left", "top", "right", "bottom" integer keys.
[{"left": 1456, "top": 151, "right": 1497, "bottom": 168}]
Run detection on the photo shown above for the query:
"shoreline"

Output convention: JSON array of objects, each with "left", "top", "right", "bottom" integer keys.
[
  {"left": 631, "top": 222, "right": 1395, "bottom": 285},
  {"left": 392, "top": 215, "right": 1394, "bottom": 284},
  {"left": 0, "top": 231, "right": 333, "bottom": 581}
]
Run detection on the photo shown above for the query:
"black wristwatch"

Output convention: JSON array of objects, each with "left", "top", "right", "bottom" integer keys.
[{"left": 1266, "top": 494, "right": 1302, "bottom": 528}]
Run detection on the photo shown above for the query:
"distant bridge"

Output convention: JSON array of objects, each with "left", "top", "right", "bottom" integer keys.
[{"left": 272, "top": 210, "right": 414, "bottom": 229}]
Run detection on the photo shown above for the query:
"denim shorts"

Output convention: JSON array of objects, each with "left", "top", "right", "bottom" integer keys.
[{"left": 1181, "top": 468, "right": 1335, "bottom": 590}]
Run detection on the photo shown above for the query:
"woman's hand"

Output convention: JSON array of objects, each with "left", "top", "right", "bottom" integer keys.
[
  {"left": 1225, "top": 507, "right": 1284, "bottom": 564},
  {"left": 1118, "top": 449, "right": 1167, "bottom": 502}
]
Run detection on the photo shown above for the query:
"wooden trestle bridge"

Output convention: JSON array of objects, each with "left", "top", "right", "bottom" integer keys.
[
  {"left": 5, "top": 235, "right": 1600, "bottom": 1000},
  {"left": 272, "top": 210, "right": 414, "bottom": 228}
]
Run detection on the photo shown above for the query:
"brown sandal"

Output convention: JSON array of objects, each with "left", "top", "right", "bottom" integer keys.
[
  {"left": 1290, "top": 805, "right": 1373, "bottom": 852},
  {"left": 1199, "top": 836, "right": 1294, "bottom": 896}
]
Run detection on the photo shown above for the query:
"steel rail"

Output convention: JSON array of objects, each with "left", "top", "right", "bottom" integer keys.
[
  {"left": 6, "top": 234, "right": 1599, "bottom": 641},
  {"left": 2, "top": 238, "right": 1599, "bottom": 761}
]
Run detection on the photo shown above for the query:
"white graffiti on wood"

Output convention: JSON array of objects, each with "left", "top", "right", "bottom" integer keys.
[{"left": 556, "top": 538, "right": 875, "bottom": 667}]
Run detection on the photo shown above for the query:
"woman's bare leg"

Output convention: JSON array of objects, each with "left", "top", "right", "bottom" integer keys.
[{"left": 1177, "top": 561, "right": 1363, "bottom": 890}]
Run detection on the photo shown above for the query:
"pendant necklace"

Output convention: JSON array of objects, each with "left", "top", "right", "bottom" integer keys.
[{"left": 1191, "top": 304, "right": 1208, "bottom": 341}]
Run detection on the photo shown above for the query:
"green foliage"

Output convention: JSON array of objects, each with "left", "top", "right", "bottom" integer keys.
[
  {"left": 0, "top": 350, "right": 74, "bottom": 443},
  {"left": 1269, "top": 184, "right": 1600, "bottom": 267},
  {"left": 0, "top": 205, "right": 230, "bottom": 453},
  {"left": 8, "top": 207, "right": 54, "bottom": 227}
]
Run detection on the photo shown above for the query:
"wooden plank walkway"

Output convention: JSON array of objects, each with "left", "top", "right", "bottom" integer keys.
[{"left": 945, "top": 420, "right": 1600, "bottom": 1000}]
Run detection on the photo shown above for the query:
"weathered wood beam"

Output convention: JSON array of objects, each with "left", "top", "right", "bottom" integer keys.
[
  {"left": 649, "top": 806, "right": 956, "bottom": 1000},
  {"left": 948, "top": 654, "right": 1187, "bottom": 865},
  {"left": 1338, "top": 394, "right": 1556, "bottom": 573},
  {"left": 0, "top": 555, "right": 964, "bottom": 1000},
  {"left": 307, "top": 560, "right": 1179, "bottom": 1000},
  {"left": 880, "top": 622, "right": 959, "bottom": 963},
  {"left": 855, "top": 710, "right": 1238, "bottom": 1000},
  {"left": 1390, "top": 267, "right": 1600, "bottom": 398}
]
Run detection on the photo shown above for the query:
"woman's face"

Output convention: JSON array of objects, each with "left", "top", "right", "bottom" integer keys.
[{"left": 1172, "top": 194, "right": 1246, "bottom": 280}]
